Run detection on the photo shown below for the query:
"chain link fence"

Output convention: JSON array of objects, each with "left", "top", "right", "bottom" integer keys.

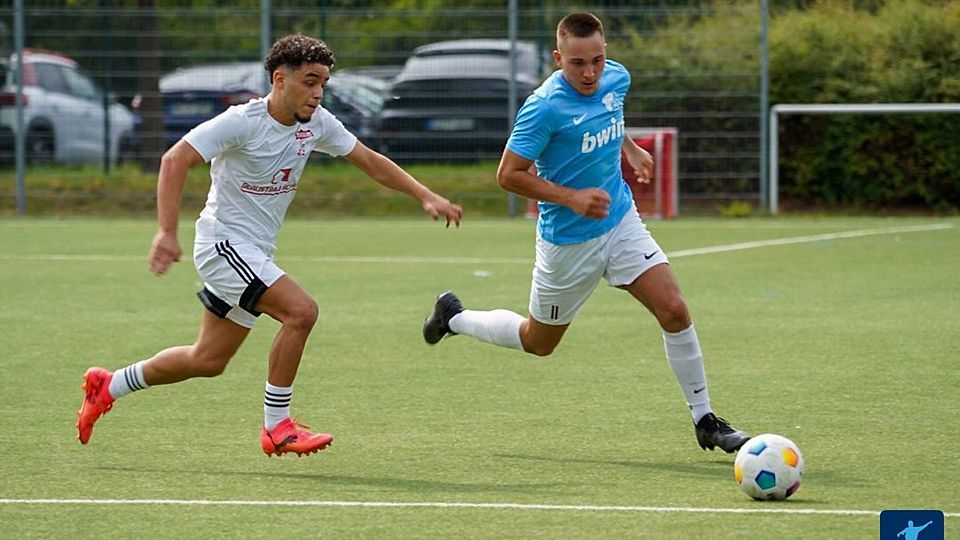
[{"left": 1, "top": 1, "right": 765, "bottom": 214}]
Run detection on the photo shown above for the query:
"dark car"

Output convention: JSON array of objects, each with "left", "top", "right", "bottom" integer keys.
[
  {"left": 323, "top": 72, "right": 388, "bottom": 147},
  {"left": 134, "top": 62, "right": 385, "bottom": 149},
  {"left": 377, "top": 39, "right": 550, "bottom": 161},
  {"left": 335, "top": 65, "right": 401, "bottom": 89},
  {"left": 148, "top": 62, "right": 265, "bottom": 148}
]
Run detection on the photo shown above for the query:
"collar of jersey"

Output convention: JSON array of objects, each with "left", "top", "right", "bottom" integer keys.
[{"left": 261, "top": 94, "right": 307, "bottom": 130}]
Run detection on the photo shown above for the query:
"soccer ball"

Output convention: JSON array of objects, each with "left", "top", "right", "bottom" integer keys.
[{"left": 734, "top": 433, "right": 804, "bottom": 500}]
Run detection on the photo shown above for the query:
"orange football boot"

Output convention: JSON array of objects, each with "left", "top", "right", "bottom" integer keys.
[
  {"left": 77, "top": 367, "right": 115, "bottom": 444},
  {"left": 261, "top": 418, "right": 333, "bottom": 457}
]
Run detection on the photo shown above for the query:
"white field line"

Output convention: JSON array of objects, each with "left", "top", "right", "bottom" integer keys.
[
  {"left": 667, "top": 223, "right": 953, "bottom": 258},
  {"left": 0, "top": 498, "right": 957, "bottom": 517},
  {"left": 0, "top": 223, "right": 952, "bottom": 265}
]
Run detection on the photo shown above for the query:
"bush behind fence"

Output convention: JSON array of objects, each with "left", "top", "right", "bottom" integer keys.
[{"left": 1, "top": 1, "right": 957, "bottom": 213}]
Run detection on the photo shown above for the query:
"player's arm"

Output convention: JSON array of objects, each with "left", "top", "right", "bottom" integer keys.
[
  {"left": 344, "top": 141, "right": 462, "bottom": 227},
  {"left": 621, "top": 135, "right": 654, "bottom": 184},
  {"left": 149, "top": 140, "right": 205, "bottom": 275},
  {"left": 497, "top": 149, "right": 610, "bottom": 219}
]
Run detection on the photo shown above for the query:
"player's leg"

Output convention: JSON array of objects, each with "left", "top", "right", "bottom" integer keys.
[
  {"left": 621, "top": 263, "right": 710, "bottom": 417},
  {"left": 621, "top": 265, "right": 749, "bottom": 453},
  {"left": 423, "top": 292, "right": 569, "bottom": 356},
  {"left": 517, "top": 316, "right": 569, "bottom": 356},
  {"left": 606, "top": 215, "right": 709, "bottom": 419},
  {"left": 620, "top": 263, "right": 690, "bottom": 331},
  {"left": 424, "top": 232, "right": 602, "bottom": 356},
  {"left": 252, "top": 275, "right": 318, "bottom": 387},
  {"left": 609, "top": 212, "right": 748, "bottom": 453},
  {"left": 252, "top": 275, "right": 332, "bottom": 457},
  {"left": 142, "top": 310, "right": 250, "bottom": 383},
  {"left": 77, "top": 310, "right": 249, "bottom": 445},
  {"left": 423, "top": 291, "right": 526, "bottom": 350}
]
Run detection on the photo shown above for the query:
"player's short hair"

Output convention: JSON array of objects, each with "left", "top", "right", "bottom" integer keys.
[
  {"left": 557, "top": 12, "right": 604, "bottom": 43},
  {"left": 264, "top": 34, "right": 335, "bottom": 76}
]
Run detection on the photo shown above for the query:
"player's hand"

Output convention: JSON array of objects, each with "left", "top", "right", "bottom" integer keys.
[
  {"left": 570, "top": 188, "right": 611, "bottom": 219},
  {"left": 149, "top": 230, "right": 182, "bottom": 276},
  {"left": 422, "top": 193, "right": 463, "bottom": 228},
  {"left": 626, "top": 146, "right": 654, "bottom": 184}
]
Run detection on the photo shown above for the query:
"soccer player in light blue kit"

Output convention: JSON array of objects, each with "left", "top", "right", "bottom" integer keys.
[{"left": 423, "top": 12, "right": 750, "bottom": 453}]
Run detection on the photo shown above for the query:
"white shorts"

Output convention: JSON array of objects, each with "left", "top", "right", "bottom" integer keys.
[
  {"left": 193, "top": 239, "right": 285, "bottom": 328},
  {"left": 529, "top": 208, "right": 669, "bottom": 326}
]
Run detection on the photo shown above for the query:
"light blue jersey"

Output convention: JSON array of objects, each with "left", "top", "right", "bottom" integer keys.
[{"left": 507, "top": 60, "right": 632, "bottom": 245}]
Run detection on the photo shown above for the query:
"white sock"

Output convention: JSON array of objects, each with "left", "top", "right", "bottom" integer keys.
[
  {"left": 663, "top": 325, "right": 712, "bottom": 423},
  {"left": 108, "top": 360, "right": 150, "bottom": 399},
  {"left": 264, "top": 383, "right": 292, "bottom": 430},
  {"left": 449, "top": 309, "right": 524, "bottom": 350}
]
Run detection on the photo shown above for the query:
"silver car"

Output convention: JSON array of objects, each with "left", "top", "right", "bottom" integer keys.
[{"left": 0, "top": 49, "right": 135, "bottom": 165}]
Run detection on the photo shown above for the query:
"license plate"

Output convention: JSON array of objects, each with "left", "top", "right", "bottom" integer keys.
[
  {"left": 170, "top": 102, "right": 215, "bottom": 117},
  {"left": 426, "top": 118, "right": 475, "bottom": 131}
]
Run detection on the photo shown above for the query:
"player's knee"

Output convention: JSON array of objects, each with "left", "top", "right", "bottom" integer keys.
[
  {"left": 657, "top": 296, "right": 691, "bottom": 331},
  {"left": 523, "top": 341, "right": 558, "bottom": 357},
  {"left": 190, "top": 349, "right": 231, "bottom": 378},
  {"left": 285, "top": 298, "right": 319, "bottom": 331},
  {"left": 196, "top": 361, "right": 228, "bottom": 378}
]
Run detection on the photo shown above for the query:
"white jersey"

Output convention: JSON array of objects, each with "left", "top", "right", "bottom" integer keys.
[{"left": 184, "top": 96, "right": 357, "bottom": 254}]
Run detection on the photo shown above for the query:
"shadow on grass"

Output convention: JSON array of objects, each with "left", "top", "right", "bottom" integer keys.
[
  {"left": 94, "top": 465, "right": 562, "bottom": 495},
  {"left": 494, "top": 453, "right": 733, "bottom": 480},
  {"left": 493, "top": 454, "right": 867, "bottom": 504}
]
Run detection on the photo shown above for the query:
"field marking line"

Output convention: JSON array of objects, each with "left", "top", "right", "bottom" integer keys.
[
  {"left": 0, "top": 223, "right": 952, "bottom": 265},
  {"left": 667, "top": 223, "right": 954, "bottom": 258},
  {"left": 0, "top": 498, "right": 957, "bottom": 517},
  {"left": 0, "top": 253, "right": 140, "bottom": 262}
]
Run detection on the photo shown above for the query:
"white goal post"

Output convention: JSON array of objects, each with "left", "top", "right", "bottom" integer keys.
[{"left": 768, "top": 103, "right": 960, "bottom": 214}]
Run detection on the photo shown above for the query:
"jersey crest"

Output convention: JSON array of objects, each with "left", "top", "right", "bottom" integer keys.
[{"left": 295, "top": 128, "right": 314, "bottom": 156}]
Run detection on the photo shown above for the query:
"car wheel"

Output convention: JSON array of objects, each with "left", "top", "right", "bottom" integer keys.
[{"left": 26, "top": 126, "right": 55, "bottom": 165}]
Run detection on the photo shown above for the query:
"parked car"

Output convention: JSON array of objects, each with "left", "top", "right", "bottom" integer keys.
[
  {"left": 136, "top": 62, "right": 385, "bottom": 150},
  {"left": 147, "top": 62, "right": 266, "bottom": 149},
  {"left": 334, "top": 65, "right": 402, "bottom": 90},
  {"left": 0, "top": 49, "right": 136, "bottom": 165},
  {"left": 324, "top": 72, "right": 388, "bottom": 147},
  {"left": 377, "top": 39, "right": 551, "bottom": 161}
]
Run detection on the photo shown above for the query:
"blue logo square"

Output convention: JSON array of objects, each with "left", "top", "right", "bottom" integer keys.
[{"left": 879, "top": 510, "right": 944, "bottom": 540}]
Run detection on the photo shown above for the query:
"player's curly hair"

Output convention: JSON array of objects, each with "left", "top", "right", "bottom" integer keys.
[{"left": 264, "top": 34, "right": 336, "bottom": 75}]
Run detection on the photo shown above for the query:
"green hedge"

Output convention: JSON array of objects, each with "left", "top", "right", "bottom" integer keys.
[
  {"left": 771, "top": 0, "right": 960, "bottom": 209},
  {"left": 623, "top": 0, "right": 960, "bottom": 210}
]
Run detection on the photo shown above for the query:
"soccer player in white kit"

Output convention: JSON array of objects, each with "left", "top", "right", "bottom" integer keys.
[
  {"left": 77, "top": 34, "right": 463, "bottom": 457},
  {"left": 422, "top": 13, "right": 750, "bottom": 453}
]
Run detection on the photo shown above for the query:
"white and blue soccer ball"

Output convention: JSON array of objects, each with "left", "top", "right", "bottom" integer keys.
[{"left": 734, "top": 433, "right": 804, "bottom": 500}]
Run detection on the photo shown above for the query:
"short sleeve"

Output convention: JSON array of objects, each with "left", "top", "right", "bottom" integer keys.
[
  {"left": 619, "top": 65, "right": 631, "bottom": 103},
  {"left": 182, "top": 108, "right": 249, "bottom": 162},
  {"left": 312, "top": 108, "right": 359, "bottom": 157},
  {"left": 506, "top": 94, "right": 553, "bottom": 162}
]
